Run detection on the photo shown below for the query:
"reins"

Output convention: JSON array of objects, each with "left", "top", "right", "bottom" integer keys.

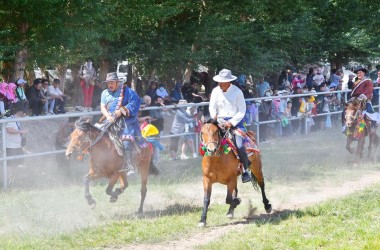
[{"left": 200, "top": 123, "right": 230, "bottom": 157}]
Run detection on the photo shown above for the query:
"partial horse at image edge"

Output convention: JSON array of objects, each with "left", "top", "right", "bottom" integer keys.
[{"left": 344, "top": 100, "right": 379, "bottom": 159}]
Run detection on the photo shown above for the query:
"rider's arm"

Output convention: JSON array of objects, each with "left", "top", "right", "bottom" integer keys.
[
  {"left": 209, "top": 88, "right": 218, "bottom": 120},
  {"left": 100, "top": 104, "right": 112, "bottom": 121},
  {"left": 229, "top": 90, "right": 246, "bottom": 127}
]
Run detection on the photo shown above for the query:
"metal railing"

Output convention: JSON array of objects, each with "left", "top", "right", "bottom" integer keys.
[{"left": 2, "top": 87, "right": 379, "bottom": 189}]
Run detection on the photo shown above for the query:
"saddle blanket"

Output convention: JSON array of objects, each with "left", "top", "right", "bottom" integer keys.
[{"left": 226, "top": 129, "right": 260, "bottom": 159}]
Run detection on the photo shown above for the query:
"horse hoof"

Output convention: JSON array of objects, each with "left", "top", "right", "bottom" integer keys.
[
  {"left": 110, "top": 196, "right": 118, "bottom": 203},
  {"left": 265, "top": 204, "right": 272, "bottom": 214},
  {"left": 226, "top": 213, "right": 234, "bottom": 219},
  {"left": 135, "top": 211, "right": 144, "bottom": 218},
  {"left": 198, "top": 222, "right": 206, "bottom": 228},
  {"left": 88, "top": 199, "right": 96, "bottom": 209}
]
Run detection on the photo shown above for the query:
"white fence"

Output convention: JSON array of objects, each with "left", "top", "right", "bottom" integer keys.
[{"left": 2, "top": 87, "right": 379, "bottom": 189}]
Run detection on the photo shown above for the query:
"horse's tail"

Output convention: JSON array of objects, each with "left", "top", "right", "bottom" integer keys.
[{"left": 250, "top": 172, "right": 259, "bottom": 191}]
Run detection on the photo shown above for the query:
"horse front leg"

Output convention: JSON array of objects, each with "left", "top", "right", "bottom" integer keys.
[
  {"left": 84, "top": 171, "right": 97, "bottom": 208},
  {"left": 106, "top": 173, "right": 120, "bottom": 203},
  {"left": 115, "top": 172, "right": 128, "bottom": 196},
  {"left": 226, "top": 181, "right": 241, "bottom": 219},
  {"left": 355, "top": 137, "right": 365, "bottom": 159},
  {"left": 346, "top": 135, "right": 354, "bottom": 154},
  {"left": 198, "top": 178, "right": 212, "bottom": 227}
]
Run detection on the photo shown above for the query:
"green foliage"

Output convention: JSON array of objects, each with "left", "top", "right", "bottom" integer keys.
[{"left": 1, "top": 0, "right": 380, "bottom": 81}]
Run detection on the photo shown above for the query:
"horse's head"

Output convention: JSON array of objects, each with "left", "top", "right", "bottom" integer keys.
[
  {"left": 345, "top": 100, "right": 365, "bottom": 128},
  {"left": 65, "top": 117, "right": 96, "bottom": 159},
  {"left": 200, "top": 119, "right": 222, "bottom": 155}
]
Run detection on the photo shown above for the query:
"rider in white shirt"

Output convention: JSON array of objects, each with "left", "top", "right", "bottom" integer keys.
[{"left": 209, "top": 69, "right": 252, "bottom": 183}]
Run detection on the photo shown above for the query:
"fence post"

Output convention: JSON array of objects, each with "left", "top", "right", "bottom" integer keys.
[
  {"left": 2, "top": 123, "right": 7, "bottom": 190},
  {"left": 256, "top": 114, "right": 260, "bottom": 142}
]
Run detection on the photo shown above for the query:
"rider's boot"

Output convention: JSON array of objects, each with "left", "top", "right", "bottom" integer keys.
[
  {"left": 235, "top": 134, "right": 252, "bottom": 183},
  {"left": 124, "top": 151, "right": 136, "bottom": 176},
  {"left": 241, "top": 162, "right": 252, "bottom": 183}
]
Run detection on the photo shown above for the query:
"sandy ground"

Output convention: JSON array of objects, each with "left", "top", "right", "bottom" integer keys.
[{"left": 121, "top": 170, "right": 380, "bottom": 250}]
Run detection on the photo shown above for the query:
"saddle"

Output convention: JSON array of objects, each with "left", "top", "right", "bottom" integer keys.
[{"left": 225, "top": 129, "right": 260, "bottom": 159}]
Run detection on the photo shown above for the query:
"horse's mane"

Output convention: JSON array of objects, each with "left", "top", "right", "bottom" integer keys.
[
  {"left": 205, "top": 119, "right": 219, "bottom": 126},
  {"left": 75, "top": 116, "right": 100, "bottom": 132}
]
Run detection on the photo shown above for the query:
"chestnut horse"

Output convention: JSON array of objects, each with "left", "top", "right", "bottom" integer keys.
[
  {"left": 344, "top": 100, "right": 379, "bottom": 159},
  {"left": 198, "top": 120, "right": 272, "bottom": 227},
  {"left": 65, "top": 117, "right": 156, "bottom": 212}
]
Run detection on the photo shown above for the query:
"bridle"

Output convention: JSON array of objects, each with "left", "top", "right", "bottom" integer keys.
[
  {"left": 345, "top": 104, "right": 361, "bottom": 127},
  {"left": 70, "top": 130, "right": 95, "bottom": 155},
  {"left": 200, "top": 123, "right": 228, "bottom": 157}
]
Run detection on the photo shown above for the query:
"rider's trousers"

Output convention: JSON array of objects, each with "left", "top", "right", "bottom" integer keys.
[{"left": 235, "top": 134, "right": 250, "bottom": 170}]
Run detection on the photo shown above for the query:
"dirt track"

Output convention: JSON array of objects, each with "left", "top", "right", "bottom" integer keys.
[{"left": 122, "top": 170, "right": 380, "bottom": 250}]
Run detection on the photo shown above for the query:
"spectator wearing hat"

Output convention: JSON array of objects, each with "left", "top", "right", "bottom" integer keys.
[
  {"left": 48, "top": 79, "right": 69, "bottom": 114},
  {"left": 5, "top": 102, "right": 27, "bottom": 183},
  {"left": 79, "top": 58, "right": 97, "bottom": 112},
  {"left": 15, "top": 78, "right": 29, "bottom": 113},
  {"left": 169, "top": 99, "right": 197, "bottom": 160},
  {"left": 29, "top": 78, "right": 47, "bottom": 116}
]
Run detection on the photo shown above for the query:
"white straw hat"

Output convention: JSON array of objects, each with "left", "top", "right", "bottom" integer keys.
[{"left": 213, "top": 69, "right": 237, "bottom": 82}]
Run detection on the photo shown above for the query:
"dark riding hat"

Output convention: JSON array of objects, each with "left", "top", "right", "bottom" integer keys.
[
  {"left": 354, "top": 66, "right": 368, "bottom": 74},
  {"left": 103, "top": 72, "right": 121, "bottom": 83}
]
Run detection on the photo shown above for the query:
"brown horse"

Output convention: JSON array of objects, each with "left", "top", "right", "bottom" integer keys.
[
  {"left": 344, "top": 100, "right": 379, "bottom": 159},
  {"left": 65, "top": 117, "right": 156, "bottom": 213},
  {"left": 198, "top": 120, "right": 272, "bottom": 227}
]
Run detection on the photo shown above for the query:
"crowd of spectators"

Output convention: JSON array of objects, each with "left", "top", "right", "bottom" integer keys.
[{"left": 0, "top": 77, "right": 69, "bottom": 117}]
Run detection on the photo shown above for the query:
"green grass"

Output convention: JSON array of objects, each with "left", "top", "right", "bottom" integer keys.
[
  {"left": 198, "top": 185, "right": 380, "bottom": 250},
  {"left": 2, "top": 185, "right": 380, "bottom": 249}
]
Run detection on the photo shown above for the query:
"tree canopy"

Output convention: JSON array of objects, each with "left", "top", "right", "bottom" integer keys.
[{"left": 1, "top": 0, "right": 380, "bottom": 83}]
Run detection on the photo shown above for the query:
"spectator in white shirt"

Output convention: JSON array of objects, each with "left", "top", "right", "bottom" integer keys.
[
  {"left": 5, "top": 102, "right": 27, "bottom": 183},
  {"left": 47, "top": 79, "right": 70, "bottom": 114},
  {"left": 209, "top": 69, "right": 252, "bottom": 183}
]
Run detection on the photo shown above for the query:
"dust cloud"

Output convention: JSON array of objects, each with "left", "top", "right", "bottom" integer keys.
[{"left": 1, "top": 117, "right": 379, "bottom": 240}]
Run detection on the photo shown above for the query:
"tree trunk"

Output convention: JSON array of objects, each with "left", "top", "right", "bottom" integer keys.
[
  {"left": 99, "top": 58, "right": 110, "bottom": 82},
  {"left": 148, "top": 68, "right": 156, "bottom": 84},
  {"left": 13, "top": 47, "right": 28, "bottom": 81},
  {"left": 57, "top": 65, "right": 68, "bottom": 93},
  {"left": 130, "top": 65, "right": 139, "bottom": 91},
  {"left": 12, "top": 22, "right": 29, "bottom": 81},
  {"left": 70, "top": 64, "right": 83, "bottom": 106}
]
